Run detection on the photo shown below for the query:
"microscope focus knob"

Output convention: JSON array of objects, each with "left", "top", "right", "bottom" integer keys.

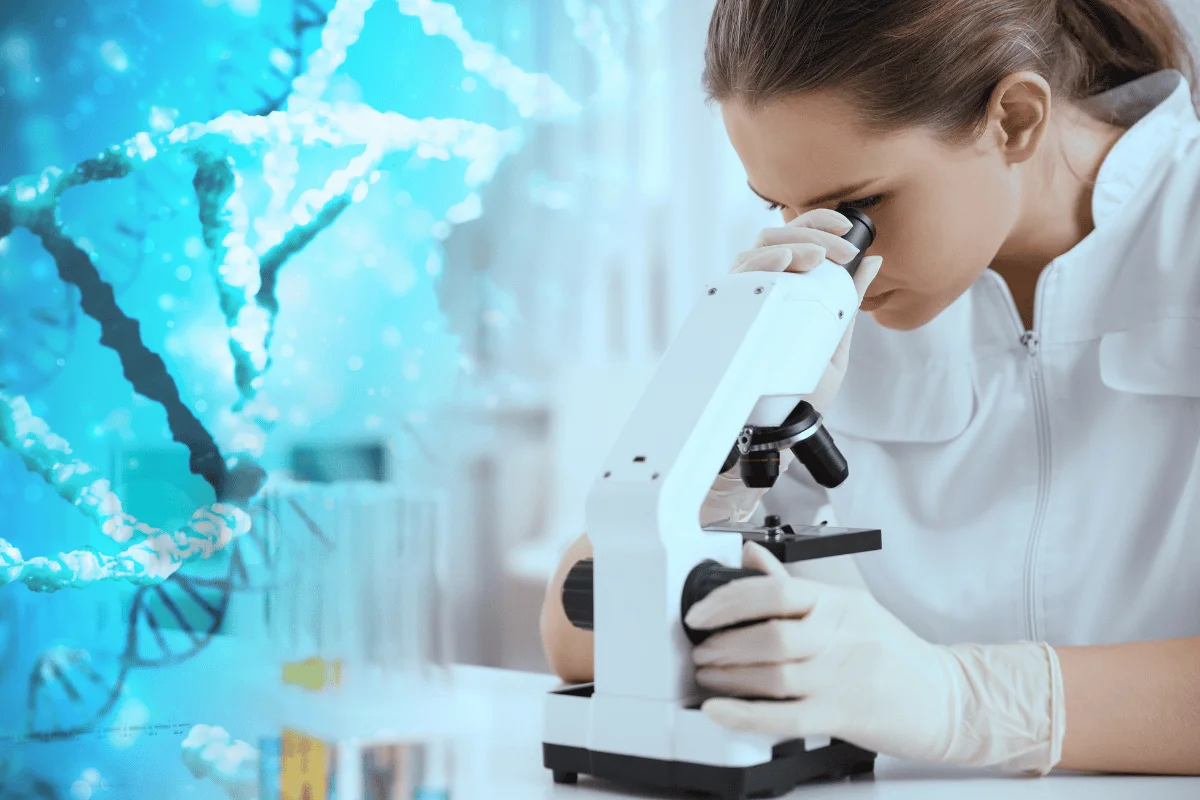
[
  {"left": 680, "top": 560, "right": 766, "bottom": 645},
  {"left": 562, "top": 558, "right": 595, "bottom": 631}
]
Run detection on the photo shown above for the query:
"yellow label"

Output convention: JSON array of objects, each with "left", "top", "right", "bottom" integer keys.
[
  {"left": 282, "top": 657, "right": 344, "bottom": 691},
  {"left": 281, "top": 728, "right": 330, "bottom": 800}
]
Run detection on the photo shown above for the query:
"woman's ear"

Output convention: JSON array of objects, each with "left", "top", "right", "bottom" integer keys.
[{"left": 986, "top": 71, "right": 1053, "bottom": 165}]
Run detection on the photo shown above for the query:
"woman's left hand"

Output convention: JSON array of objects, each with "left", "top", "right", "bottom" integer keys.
[{"left": 686, "top": 542, "right": 1064, "bottom": 772}]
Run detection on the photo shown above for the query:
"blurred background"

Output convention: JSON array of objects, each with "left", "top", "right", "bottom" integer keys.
[{"left": 1, "top": 0, "right": 1198, "bottom": 797}]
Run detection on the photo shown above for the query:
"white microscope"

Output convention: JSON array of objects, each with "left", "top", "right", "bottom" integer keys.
[{"left": 543, "top": 209, "right": 883, "bottom": 799}]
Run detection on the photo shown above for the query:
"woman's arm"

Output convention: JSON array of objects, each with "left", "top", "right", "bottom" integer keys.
[
  {"left": 539, "top": 532, "right": 594, "bottom": 683},
  {"left": 1057, "top": 638, "right": 1200, "bottom": 774}
]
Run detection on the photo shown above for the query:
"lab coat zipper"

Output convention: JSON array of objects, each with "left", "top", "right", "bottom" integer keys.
[
  {"left": 990, "top": 269, "right": 1053, "bottom": 643},
  {"left": 1021, "top": 328, "right": 1051, "bottom": 642}
]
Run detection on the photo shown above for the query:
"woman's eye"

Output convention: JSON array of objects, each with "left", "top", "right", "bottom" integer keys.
[
  {"left": 840, "top": 194, "right": 885, "bottom": 211},
  {"left": 765, "top": 201, "right": 783, "bottom": 212}
]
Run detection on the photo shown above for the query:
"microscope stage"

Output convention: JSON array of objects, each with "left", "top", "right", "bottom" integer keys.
[{"left": 701, "top": 522, "right": 882, "bottom": 563}]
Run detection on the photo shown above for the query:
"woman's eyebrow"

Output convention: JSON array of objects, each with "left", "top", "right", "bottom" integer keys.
[
  {"left": 747, "top": 182, "right": 785, "bottom": 207},
  {"left": 748, "top": 178, "right": 882, "bottom": 209}
]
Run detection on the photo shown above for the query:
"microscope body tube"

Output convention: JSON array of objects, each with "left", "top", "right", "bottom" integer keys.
[
  {"left": 585, "top": 260, "right": 859, "bottom": 722},
  {"left": 744, "top": 207, "right": 873, "bottom": 430},
  {"left": 745, "top": 395, "right": 806, "bottom": 428}
]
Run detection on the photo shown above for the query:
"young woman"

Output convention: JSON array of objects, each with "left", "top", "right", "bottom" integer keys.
[{"left": 542, "top": 0, "right": 1200, "bottom": 777}]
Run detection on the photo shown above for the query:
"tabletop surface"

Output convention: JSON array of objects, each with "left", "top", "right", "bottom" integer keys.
[
  {"left": 455, "top": 666, "right": 1200, "bottom": 800},
  {"left": 7, "top": 657, "right": 1199, "bottom": 799}
]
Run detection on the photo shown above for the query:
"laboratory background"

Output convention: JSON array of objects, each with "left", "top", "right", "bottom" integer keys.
[{"left": 1, "top": 1, "right": 1199, "bottom": 799}]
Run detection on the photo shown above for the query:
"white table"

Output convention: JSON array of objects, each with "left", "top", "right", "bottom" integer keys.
[
  {"left": 8, "top": 658, "right": 1198, "bottom": 798},
  {"left": 454, "top": 666, "right": 1200, "bottom": 799}
]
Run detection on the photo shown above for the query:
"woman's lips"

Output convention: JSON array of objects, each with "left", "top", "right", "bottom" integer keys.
[{"left": 860, "top": 288, "right": 898, "bottom": 311}]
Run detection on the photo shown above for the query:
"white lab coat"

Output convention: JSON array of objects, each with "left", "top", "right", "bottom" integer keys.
[{"left": 762, "top": 70, "right": 1200, "bottom": 647}]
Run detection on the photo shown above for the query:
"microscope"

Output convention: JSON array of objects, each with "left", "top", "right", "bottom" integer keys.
[{"left": 542, "top": 209, "right": 883, "bottom": 799}]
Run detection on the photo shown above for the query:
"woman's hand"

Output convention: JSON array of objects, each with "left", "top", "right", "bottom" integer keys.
[
  {"left": 700, "top": 209, "right": 883, "bottom": 525},
  {"left": 686, "top": 542, "right": 1065, "bottom": 773},
  {"left": 700, "top": 211, "right": 882, "bottom": 526},
  {"left": 731, "top": 208, "right": 884, "bottom": 415}
]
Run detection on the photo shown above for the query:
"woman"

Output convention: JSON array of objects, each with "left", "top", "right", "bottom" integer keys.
[{"left": 542, "top": 0, "right": 1200, "bottom": 777}]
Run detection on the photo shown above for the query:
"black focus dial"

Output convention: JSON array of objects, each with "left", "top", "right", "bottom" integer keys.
[{"left": 562, "top": 558, "right": 594, "bottom": 631}]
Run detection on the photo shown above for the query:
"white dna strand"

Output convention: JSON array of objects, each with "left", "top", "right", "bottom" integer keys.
[
  {"left": 20, "top": 498, "right": 280, "bottom": 741},
  {"left": 2, "top": 0, "right": 639, "bottom": 750}
]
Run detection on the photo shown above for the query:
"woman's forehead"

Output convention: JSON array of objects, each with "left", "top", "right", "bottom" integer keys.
[{"left": 721, "top": 94, "right": 933, "bottom": 204}]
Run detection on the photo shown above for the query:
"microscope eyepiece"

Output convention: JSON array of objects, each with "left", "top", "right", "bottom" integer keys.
[
  {"left": 835, "top": 205, "right": 876, "bottom": 277},
  {"left": 718, "top": 209, "right": 871, "bottom": 492}
]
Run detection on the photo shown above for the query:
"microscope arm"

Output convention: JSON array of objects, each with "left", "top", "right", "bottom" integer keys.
[
  {"left": 543, "top": 210, "right": 884, "bottom": 798},
  {"left": 584, "top": 260, "right": 860, "bottom": 704}
]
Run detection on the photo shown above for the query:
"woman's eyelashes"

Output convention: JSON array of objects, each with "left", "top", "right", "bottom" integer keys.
[
  {"left": 840, "top": 194, "right": 885, "bottom": 212},
  {"left": 763, "top": 194, "right": 885, "bottom": 213}
]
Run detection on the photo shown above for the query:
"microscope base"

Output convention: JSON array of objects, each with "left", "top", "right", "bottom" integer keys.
[{"left": 543, "top": 738, "right": 874, "bottom": 800}]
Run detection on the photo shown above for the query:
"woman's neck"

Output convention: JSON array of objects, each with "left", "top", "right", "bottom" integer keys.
[{"left": 990, "top": 104, "right": 1128, "bottom": 330}]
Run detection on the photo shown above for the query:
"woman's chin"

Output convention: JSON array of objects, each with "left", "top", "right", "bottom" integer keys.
[{"left": 865, "top": 296, "right": 936, "bottom": 331}]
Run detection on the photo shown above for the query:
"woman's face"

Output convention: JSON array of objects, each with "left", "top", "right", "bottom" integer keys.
[{"left": 722, "top": 91, "right": 1021, "bottom": 330}]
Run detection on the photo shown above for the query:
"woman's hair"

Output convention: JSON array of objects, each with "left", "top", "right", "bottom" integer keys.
[{"left": 703, "top": 0, "right": 1198, "bottom": 140}]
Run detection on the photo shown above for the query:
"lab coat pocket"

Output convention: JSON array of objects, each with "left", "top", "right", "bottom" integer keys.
[
  {"left": 1099, "top": 317, "right": 1200, "bottom": 398},
  {"left": 823, "top": 361, "right": 977, "bottom": 443}
]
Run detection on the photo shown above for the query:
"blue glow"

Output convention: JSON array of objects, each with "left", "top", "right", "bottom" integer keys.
[{"left": 0, "top": 0, "right": 646, "bottom": 795}]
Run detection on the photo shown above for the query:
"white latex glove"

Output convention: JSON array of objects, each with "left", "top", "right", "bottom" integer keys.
[
  {"left": 686, "top": 542, "right": 1066, "bottom": 774},
  {"left": 699, "top": 209, "right": 883, "bottom": 528},
  {"left": 732, "top": 208, "right": 883, "bottom": 415}
]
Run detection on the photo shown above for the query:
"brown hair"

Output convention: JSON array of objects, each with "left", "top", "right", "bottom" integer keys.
[{"left": 703, "top": 0, "right": 1198, "bottom": 140}]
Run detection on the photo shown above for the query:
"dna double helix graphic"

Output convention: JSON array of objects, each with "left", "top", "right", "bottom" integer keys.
[
  {"left": 2, "top": 5, "right": 336, "bottom": 740},
  {"left": 215, "top": 0, "right": 334, "bottom": 119},
  {"left": 21, "top": 496, "right": 286, "bottom": 742},
  {"left": 2, "top": 0, "right": 622, "bottom": 753}
]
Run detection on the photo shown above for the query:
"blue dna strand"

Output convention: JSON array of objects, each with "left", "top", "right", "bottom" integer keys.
[
  {"left": 0, "top": 760, "right": 61, "bottom": 800},
  {"left": 0, "top": 234, "right": 78, "bottom": 395},
  {"left": 97, "top": 172, "right": 180, "bottom": 298},
  {"left": 25, "top": 647, "right": 124, "bottom": 742},
  {"left": 215, "top": 0, "right": 334, "bottom": 118},
  {"left": 5, "top": 0, "right": 640, "bottom": 755},
  {"left": 0, "top": 593, "right": 17, "bottom": 682},
  {"left": 21, "top": 495, "right": 285, "bottom": 741}
]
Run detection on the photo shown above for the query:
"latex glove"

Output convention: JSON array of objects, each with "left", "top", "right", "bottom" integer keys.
[
  {"left": 700, "top": 209, "right": 888, "bottom": 527},
  {"left": 686, "top": 542, "right": 1066, "bottom": 774},
  {"left": 700, "top": 210, "right": 883, "bottom": 528},
  {"left": 731, "top": 208, "right": 884, "bottom": 415}
]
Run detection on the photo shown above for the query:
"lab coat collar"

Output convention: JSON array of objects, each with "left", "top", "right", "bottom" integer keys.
[
  {"left": 1083, "top": 70, "right": 1198, "bottom": 228},
  {"left": 1043, "top": 70, "right": 1200, "bottom": 343}
]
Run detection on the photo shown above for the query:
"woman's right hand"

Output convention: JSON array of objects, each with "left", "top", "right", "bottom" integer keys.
[{"left": 730, "top": 208, "right": 884, "bottom": 415}]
